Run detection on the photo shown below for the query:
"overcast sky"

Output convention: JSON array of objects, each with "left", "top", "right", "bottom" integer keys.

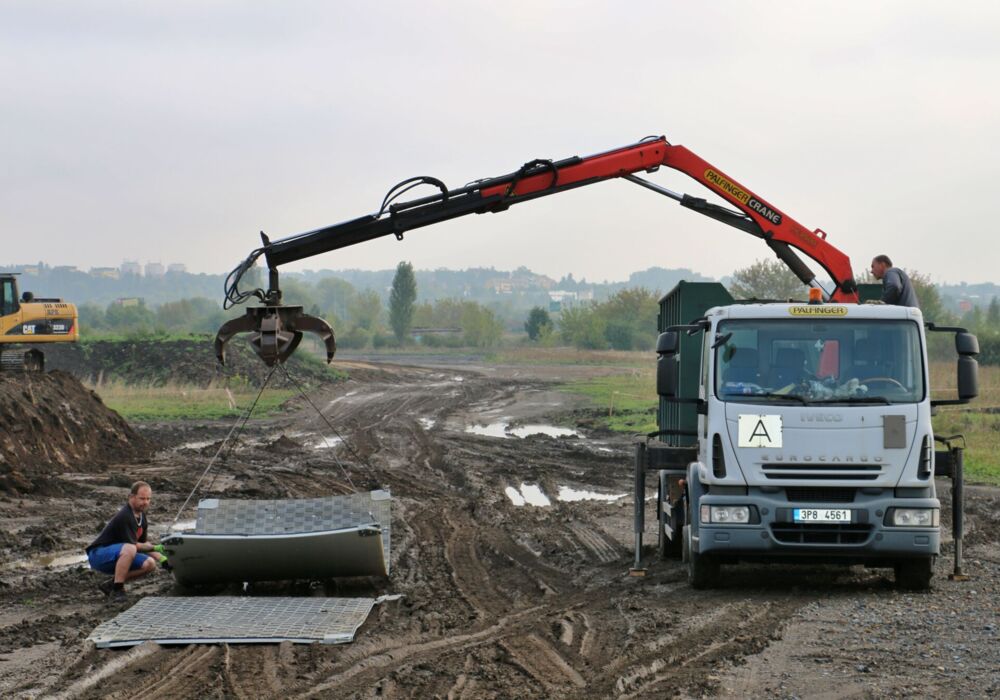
[{"left": 3, "top": 1, "right": 999, "bottom": 286}]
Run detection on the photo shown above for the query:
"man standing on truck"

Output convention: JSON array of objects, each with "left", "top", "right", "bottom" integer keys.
[
  {"left": 871, "top": 255, "right": 919, "bottom": 307},
  {"left": 86, "top": 481, "right": 168, "bottom": 602}
]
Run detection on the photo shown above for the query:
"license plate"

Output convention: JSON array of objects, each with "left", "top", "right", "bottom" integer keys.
[{"left": 793, "top": 508, "right": 852, "bottom": 523}]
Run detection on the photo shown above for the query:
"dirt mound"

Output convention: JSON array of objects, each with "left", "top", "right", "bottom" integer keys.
[
  {"left": 44, "top": 337, "right": 344, "bottom": 388},
  {"left": 0, "top": 371, "right": 150, "bottom": 493}
]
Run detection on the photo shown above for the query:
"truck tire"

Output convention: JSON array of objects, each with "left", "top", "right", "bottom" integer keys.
[
  {"left": 683, "top": 524, "right": 719, "bottom": 589},
  {"left": 895, "top": 558, "right": 933, "bottom": 591}
]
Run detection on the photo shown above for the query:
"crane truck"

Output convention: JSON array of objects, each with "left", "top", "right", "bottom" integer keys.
[
  {"left": 215, "top": 135, "right": 978, "bottom": 590},
  {"left": 0, "top": 273, "right": 79, "bottom": 372}
]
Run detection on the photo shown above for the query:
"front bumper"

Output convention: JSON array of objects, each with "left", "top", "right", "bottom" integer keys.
[{"left": 694, "top": 490, "right": 939, "bottom": 563}]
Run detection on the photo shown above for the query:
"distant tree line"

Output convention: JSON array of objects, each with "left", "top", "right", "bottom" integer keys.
[{"left": 30, "top": 257, "right": 1000, "bottom": 363}]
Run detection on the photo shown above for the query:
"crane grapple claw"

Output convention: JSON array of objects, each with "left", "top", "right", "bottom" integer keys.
[{"left": 214, "top": 306, "right": 336, "bottom": 367}]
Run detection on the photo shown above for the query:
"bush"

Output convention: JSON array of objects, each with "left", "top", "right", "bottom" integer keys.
[
  {"left": 372, "top": 332, "right": 399, "bottom": 349},
  {"left": 338, "top": 325, "right": 371, "bottom": 350}
]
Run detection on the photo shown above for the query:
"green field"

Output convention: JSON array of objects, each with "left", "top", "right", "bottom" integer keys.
[{"left": 93, "top": 381, "right": 298, "bottom": 421}]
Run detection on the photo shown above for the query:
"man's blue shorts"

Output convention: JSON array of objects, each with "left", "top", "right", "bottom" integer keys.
[{"left": 87, "top": 544, "right": 149, "bottom": 575}]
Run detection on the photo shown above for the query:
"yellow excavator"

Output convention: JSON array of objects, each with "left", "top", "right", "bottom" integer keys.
[{"left": 0, "top": 273, "right": 79, "bottom": 372}]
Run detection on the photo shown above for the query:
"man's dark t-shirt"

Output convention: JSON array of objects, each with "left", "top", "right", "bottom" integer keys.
[{"left": 87, "top": 504, "right": 147, "bottom": 552}]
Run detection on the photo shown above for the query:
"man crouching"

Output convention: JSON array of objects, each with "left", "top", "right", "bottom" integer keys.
[{"left": 86, "top": 480, "right": 168, "bottom": 602}]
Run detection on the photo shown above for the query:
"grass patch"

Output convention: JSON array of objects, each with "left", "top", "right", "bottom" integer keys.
[
  {"left": 91, "top": 380, "right": 297, "bottom": 420},
  {"left": 563, "top": 367, "right": 657, "bottom": 433},
  {"left": 931, "top": 411, "right": 1000, "bottom": 486}
]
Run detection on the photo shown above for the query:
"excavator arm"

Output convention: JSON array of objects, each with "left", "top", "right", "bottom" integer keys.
[{"left": 217, "top": 136, "right": 859, "bottom": 366}]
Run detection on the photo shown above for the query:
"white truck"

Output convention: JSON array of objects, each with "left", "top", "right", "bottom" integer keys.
[{"left": 636, "top": 283, "right": 978, "bottom": 590}]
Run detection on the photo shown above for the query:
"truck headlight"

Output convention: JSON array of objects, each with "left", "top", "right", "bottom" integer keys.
[
  {"left": 888, "top": 508, "right": 939, "bottom": 527},
  {"left": 702, "top": 505, "right": 751, "bottom": 524}
]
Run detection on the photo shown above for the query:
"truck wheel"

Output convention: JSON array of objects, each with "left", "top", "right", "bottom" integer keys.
[
  {"left": 684, "top": 525, "right": 719, "bottom": 589},
  {"left": 895, "top": 558, "right": 933, "bottom": 591}
]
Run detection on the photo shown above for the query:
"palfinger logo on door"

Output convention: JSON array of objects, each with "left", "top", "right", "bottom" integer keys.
[{"left": 738, "top": 414, "right": 783, "bottom": 448}]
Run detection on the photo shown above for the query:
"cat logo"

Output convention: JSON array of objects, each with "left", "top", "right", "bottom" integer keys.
[{"left": 738, "top": 414, "right": 782, "bottom": 448}]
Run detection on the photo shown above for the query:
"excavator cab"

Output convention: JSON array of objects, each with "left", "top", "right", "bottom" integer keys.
[{"left": 0, "top": 273, "right": 78, "bottom": 372}]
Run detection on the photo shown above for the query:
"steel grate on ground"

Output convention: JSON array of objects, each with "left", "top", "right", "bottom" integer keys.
[
  {"left": 88, "top": 596, "right": 377, "bottom": 648},
  {"left": 195, "top": 489, "right": 391, "bottom": 573}
]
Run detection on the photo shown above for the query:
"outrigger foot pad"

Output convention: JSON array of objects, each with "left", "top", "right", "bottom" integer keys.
[{"left": 215, "top": 306, "right": 336, "bottom": 367}]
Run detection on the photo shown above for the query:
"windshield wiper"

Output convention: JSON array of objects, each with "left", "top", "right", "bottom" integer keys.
[{"left": 807, "top": 396, "right": 893, "bottom": 405}]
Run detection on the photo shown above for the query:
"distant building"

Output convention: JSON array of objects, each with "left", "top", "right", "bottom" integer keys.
[
  {"left": 90, "top": 267, "right": 120, "bottom": 279},
  {"left": 145, "top": 262, "right": 165, "bottom": 277},
  {"left": 22, "top": 265, "right": 40, "bottom": 275},
  {"left": 113, "top": 297, "right": 143, "bottom": 308},
  {"left": 120, "top": 260, "right": 142, "bottom": 276},
  {"left": 167, "top": 263, "right": 187, "bottom": 274},
  {"left": 52, "top": 265, "right": 78, "bottom": 273},
  {"left": 548, "top": 290, "right": 579, "bottom": 313},
  {"left": 486, "top": 270, "right": 557, "bottom": 295}
]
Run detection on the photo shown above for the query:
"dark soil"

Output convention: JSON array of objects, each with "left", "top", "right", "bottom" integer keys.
[
  {"left": 0, "top": 358, "right": 997, "bottom": 699},
  {"left": 0, "top": 371, "right": 150, "bottom": 494},
  {"left": 44, "top": 337, "right": 344, "bottom": 388}
]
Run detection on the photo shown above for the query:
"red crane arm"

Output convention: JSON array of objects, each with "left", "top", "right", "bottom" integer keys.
[{"left": 478, "top": 138, "right": 858, "bottom": 302}]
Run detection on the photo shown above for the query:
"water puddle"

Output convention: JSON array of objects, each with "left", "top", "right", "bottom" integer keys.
[
  {"left": 177, "top": 440, "right": 217, "bottom": 451},
  {"left": 510, "top": 424, "right": 580, "bottom": 439},
  {"left": 311, "top": 436, "right": 343, "bottom": 450},
  {"left": 452, "top": 376, "right": 465, "bottom": 383},
  {"left": 466, "top": 422, "right": 510, "bottom": 438},
  {"left": 504, "top": 483, "right": 552, "bottom": 507},
  {"left": 466, "top": 422, "right": 582, "bottom": 440},
  {"left": 419, "top": 417, "right": 436, "bottom": 430},
  {"left": 504, "top": 486, "right": 526, "bottom": 506},
  {"left": 557, "top": 486, "right": 626, "bottom": 503},
  {"left": 1, "top": 552, "right": 88, "bottom": 572},
  {"left": 165, "top": 519, "right": 197, "bottom": 534}
]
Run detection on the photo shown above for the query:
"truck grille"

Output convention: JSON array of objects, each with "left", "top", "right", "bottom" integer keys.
[
  {"left": 762, "top": 463, "right": 881, "bottom": 481},
  {"left": 770, "top": 523, "right": 872, "bottom": 545},
  {"left": 785, "top": 487, "right": 856, "bottom": 503}
]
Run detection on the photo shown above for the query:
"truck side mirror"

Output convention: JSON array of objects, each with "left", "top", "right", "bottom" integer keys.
[
  {"left": 928, "top": 326, "right": 980, "bottom": 407},
  {"left": 957, "top": 356, "right": 978, "bottom": 401},
  {"left": 955, "top": 332, "right": 979, "bottom": 357},
  {"left": 956, "top": 332, "right": 979, "bottom": 401},
  {"left": 656, "top": 331, "right": 680, "bottom": 397},
  {"left": 657, "top": 353, "right": 680, "bottom": 397},
  {"left": 656, "top": 331, "right": 679, "bottom": 354}
]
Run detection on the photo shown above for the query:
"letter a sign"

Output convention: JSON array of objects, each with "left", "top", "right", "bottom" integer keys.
[{"left": 738, "top": 414, "right": 782, "bottom": 448}]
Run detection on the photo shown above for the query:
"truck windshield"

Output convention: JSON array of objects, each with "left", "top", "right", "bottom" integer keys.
[{"left": 714, "top": 318, "right": 925, "bottom": 404}]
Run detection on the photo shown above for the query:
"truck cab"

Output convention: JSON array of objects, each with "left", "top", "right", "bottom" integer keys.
[{"left": 640, "top": 283, "right": 978, "bottom": 590}]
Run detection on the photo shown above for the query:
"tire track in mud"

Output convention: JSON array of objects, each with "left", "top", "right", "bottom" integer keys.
[
  {"left": 9, "top": 362, "right": 824, "bottom": 699},
  {"left": 285, "top": 370, "right": 770, "bottom": 698}
]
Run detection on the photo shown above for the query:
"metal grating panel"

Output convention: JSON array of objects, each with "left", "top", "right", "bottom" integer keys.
[
  {"left": 88, "top": 596, "right": 376, "bottom": 648},
  {"left": 196, "top": 490, "right": 389, "bottom": 536},
  {"left": 195, "top": 490, "right": 391, "bottom": 574}
]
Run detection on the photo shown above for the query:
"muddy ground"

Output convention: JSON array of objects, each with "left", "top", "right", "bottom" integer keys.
[{"left": 0, "top": 357, "right": 998, "bottom": 699}]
